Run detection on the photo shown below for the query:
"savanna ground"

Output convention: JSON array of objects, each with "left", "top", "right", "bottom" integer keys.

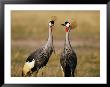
[{"left": 11, "top": 11, "right": 100, "bottom": 77}]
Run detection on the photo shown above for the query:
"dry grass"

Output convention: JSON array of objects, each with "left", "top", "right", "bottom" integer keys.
[{"left": 11, "top": 11, "right": 100, "bottom": 77}]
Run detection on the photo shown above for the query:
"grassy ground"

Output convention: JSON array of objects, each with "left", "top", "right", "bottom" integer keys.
[{"left": 11, "top": 11, "right": 100, "bottom": 77}]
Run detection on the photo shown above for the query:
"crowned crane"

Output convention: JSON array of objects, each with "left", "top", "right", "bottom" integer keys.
[
  {"left": 22, "top": 17, "right": 56, "bottom": 77},
  {"left": 60, "top": 20, "right": 77, "bottom": 77}
]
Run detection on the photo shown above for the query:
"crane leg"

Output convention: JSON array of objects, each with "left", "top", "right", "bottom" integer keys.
[
  {"left": 72, "top": 70, "right": 75, "bottom": 77},
  {"left": 60, "top": 66, "right": 64, "bottom": 77}
]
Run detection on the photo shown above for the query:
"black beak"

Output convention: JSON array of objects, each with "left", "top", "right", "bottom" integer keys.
[
  {"left": 61, "top": 21, "right": 69, "bottom": 26},
  {"left": 61, "top": 24, "right": 65, "bottom": 26}
]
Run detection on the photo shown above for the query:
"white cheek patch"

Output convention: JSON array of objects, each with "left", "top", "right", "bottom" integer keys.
[
  {"left": 49, "top": 22, "right": 51, "bottom": 26},
  {"left": 23, "top": 59, "right": 35, "bottom": 75},
  {"left": 66, "top": 23, "right": 70, "bottom": 27}
]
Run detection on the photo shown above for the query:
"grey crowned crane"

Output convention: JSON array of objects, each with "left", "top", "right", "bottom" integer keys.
[
  {"left": 60, "top": 20, "right": 77, "bottom": 77},
  {"left": 22, "top": 17, "right": 56, "bottom": 77}
]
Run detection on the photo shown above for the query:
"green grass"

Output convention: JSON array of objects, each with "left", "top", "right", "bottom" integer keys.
[{"left": 11, "top": 11, "right": 100, "bottom": 77}]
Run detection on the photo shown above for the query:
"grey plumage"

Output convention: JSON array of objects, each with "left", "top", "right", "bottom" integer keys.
[
  {"left": 22, "top": 20, "right": 55, "bottom": 77},
  {"left": 60, "top": 21, "right": 77, "bottom": 77},
  {"left": 60, "top": 47, "right": 77, "bottom": 77},
  {"left": 27, "top": 46, "right": 53, "bottom": 71}
]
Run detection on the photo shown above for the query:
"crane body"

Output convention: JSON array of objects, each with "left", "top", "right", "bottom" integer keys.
[
  {"left": 60, "top": 21, "right": 77, "bottom": 77},
  {"left": 22, "top": 21, "right": 55, "bottom": 77}
]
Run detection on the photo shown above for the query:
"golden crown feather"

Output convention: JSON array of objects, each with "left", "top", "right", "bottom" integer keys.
[
  {"left": 51, "top": 16, "right": 57, "bottom": 21},
  {"left": 67, "top": 17, "right": 77, "bottom": 29}
]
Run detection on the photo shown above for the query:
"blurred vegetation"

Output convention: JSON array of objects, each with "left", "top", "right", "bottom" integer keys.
[{"left": 11, "top": 10, "right": 100, "bottom": 77}]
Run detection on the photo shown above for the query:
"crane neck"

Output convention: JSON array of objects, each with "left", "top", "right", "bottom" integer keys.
[
  {"left": 44, "top": 26, "right": 53, "bottom": 49},
  {"left": 65, "top": 28, "right": 71, "bottom": 48},
  {"left": 48, "top": 26, "right": 53, "bottom": 43}
]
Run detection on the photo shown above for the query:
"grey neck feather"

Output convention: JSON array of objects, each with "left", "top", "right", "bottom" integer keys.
[
  {"left": 65, "top": 29, "right": 72, "bottom": 49},
  {"left": 44, "top": 26, "right": 53, "bottom": 49}
]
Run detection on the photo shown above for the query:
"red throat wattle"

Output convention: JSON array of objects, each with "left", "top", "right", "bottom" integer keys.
[{"left": 65, "top": 27, "right": 68, "bottom": 32}]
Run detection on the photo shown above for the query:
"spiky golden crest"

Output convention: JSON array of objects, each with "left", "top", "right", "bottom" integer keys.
[
  {"left": 51, "top": 16, "right": 57, "bottom": 21},
  {"left": 70, "top": 20, "right": 77, "bottom": 29},
  {"left": 68, "top": 18, "right": 77, "bottom": 29}
]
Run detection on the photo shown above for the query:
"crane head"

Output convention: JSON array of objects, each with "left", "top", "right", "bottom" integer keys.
[
  {"left": 49, "top": 20, "right": 54, "bottom": 27},
  {"left": 61, "top": 21, "right": 70, "bottom": 32},
  {"left": 49, "top": 16, "right": 57, "bottom": 27},
  {"left": 61, "top": 18, "right": 77, "bottom": 32}
]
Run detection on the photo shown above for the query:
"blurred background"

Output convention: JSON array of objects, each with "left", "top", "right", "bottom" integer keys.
[{"left": 11, "top": 10, "right": 100, "bottom": 77}]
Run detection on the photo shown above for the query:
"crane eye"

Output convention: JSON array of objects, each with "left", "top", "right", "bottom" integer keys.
[{"left": 51, "top": 21, "right": 54, "bottom": 25}]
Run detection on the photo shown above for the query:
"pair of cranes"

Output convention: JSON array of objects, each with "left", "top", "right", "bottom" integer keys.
[{"left": 22, "top": 17, "right": 77, "bottom": 77}]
